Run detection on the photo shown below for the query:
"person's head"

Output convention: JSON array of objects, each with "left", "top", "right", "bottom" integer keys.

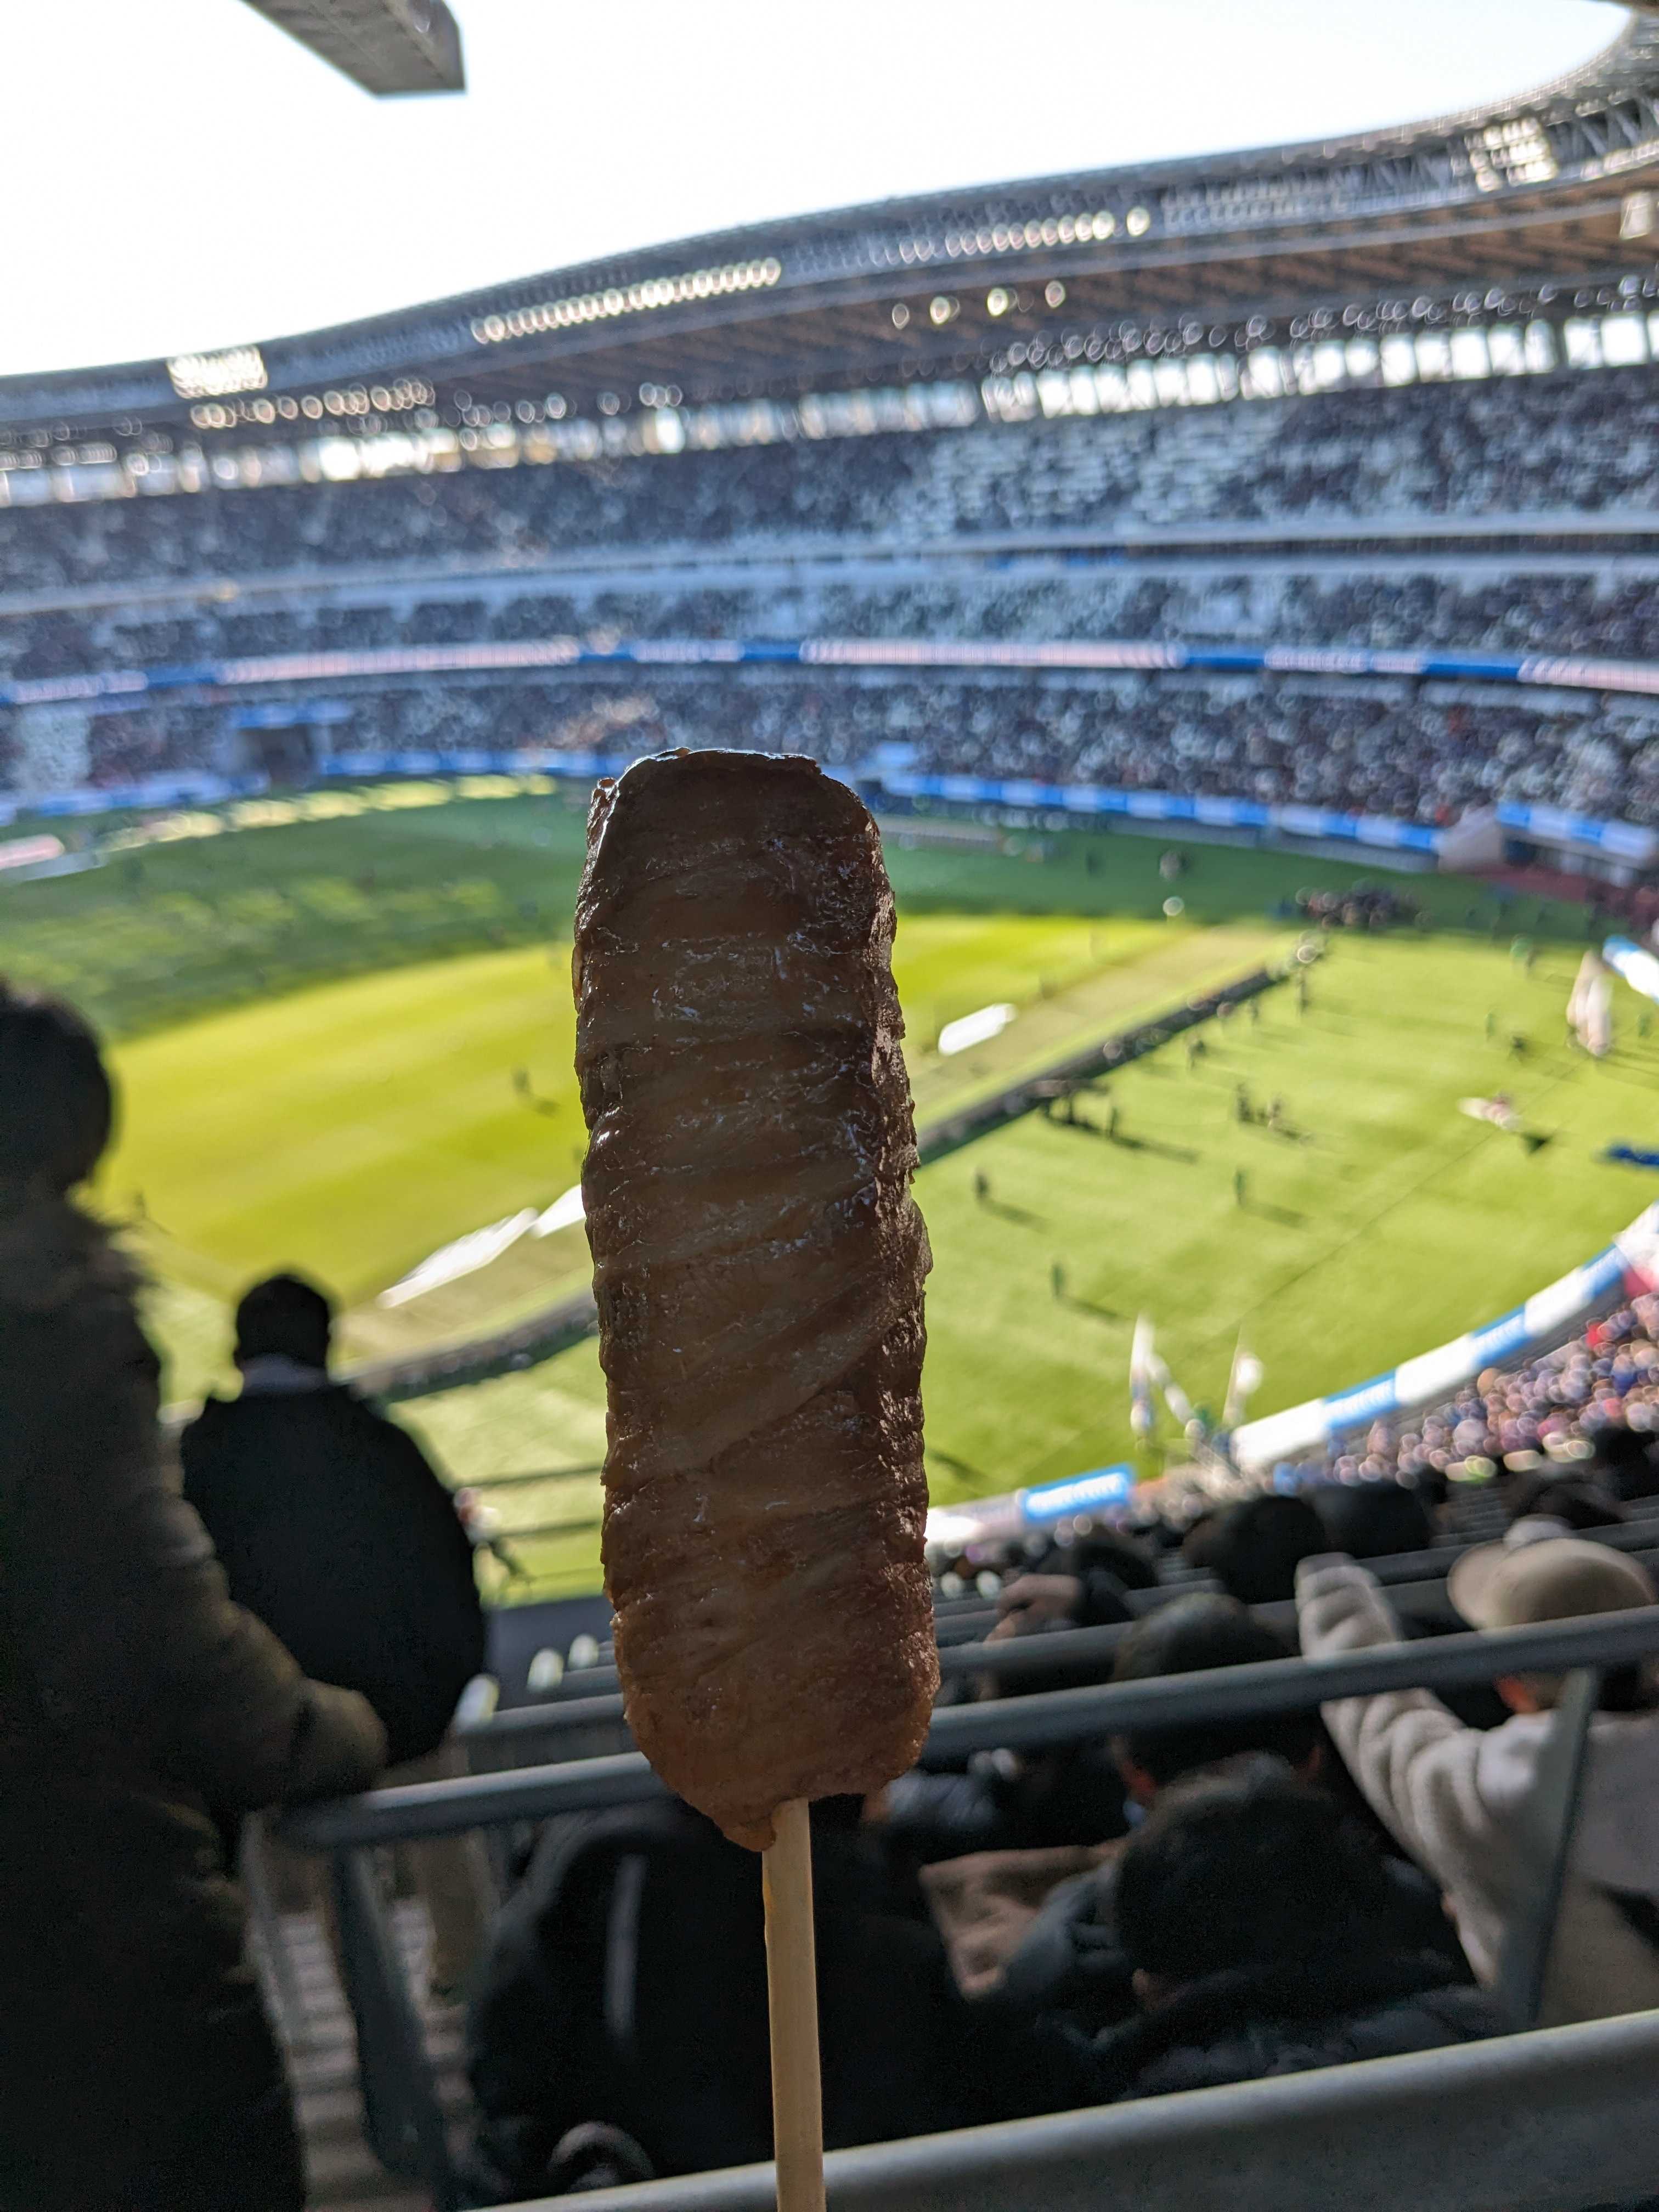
[
  {"left": 0, "top": 984, "right": 114, "bottom": 1199},
  {"left": 1071, "top": 1527, "right": 1161, "bottom": 1593},
  {"left": 1205, "top": 1494, "right": 1329, "bottom": 1604},
  {"left": 1502, "top": 1473, "right": 1625, "bottom": 1534},
  {"left": 1407, "top": 1462, "right": 1451, "bottom": 1516},
  {"left": 1116, "top": 1754, "right": 1393, "bottom": 2002},
  {"left": 1109, "top": 1594, "right": 1322, "bottom": 1804},
  {"left": 1584, "top": 1425, "right": 1659, "bottom": 1505},
  {"left": 233, "top": 1273, "right": 334, "bottom": 1374},
  {"left": 1178, "top": 1510, "right": 1221, "bottom": 1572},
  {"left": 1448, "top": 1533, "right": 1657, "bottom": 1716},
  {"left": 1313, "top": 1481, "right": 1434, "bottom": 1561}
]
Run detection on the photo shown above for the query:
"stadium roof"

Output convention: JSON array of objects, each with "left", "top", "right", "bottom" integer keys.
[{"left": 7, "top": 10, "right": 1659, "bottom": 444}]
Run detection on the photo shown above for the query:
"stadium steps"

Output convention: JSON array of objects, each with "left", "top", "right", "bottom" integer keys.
[{"left": 251, "top": 1899, "right": 474, "bottom": 2212}]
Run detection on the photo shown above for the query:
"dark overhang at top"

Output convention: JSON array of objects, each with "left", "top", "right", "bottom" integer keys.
[{"left": 239, "top": 0, "right": 464, "bottom": 97}]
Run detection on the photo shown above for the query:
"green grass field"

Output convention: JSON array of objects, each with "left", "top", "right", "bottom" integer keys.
[
  {"left": 394, "top": 924, "right": 1659, "bottom": 1594},
  {"left": 4, "top": 782, "right": 1643, "bottom": 1596}
]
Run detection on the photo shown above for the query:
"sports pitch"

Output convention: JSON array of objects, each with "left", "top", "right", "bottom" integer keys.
[{"left": 4, "top": 786, "right": 1651, "bottom": 1594}]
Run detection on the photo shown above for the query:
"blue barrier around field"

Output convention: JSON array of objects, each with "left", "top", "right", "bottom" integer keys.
[
  {"left": 5, "top": 631, "right": 1659, "bottom": 856},
  {"left": 7, "top": 630, "right": 1659, "bottom": 712},
  {"left": 1019, "top": 1464, "right": 1136, "bottom": 1521}
]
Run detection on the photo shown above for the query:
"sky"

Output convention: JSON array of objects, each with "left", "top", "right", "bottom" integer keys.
[{"left": 0, "top": 0, "right": 1620, "bottom": 376}]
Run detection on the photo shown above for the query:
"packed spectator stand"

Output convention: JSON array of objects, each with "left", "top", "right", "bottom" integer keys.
[
  {"left": 35, "top": 662, "right": 1659, "bottom": 834},
  {"left": 276, "top": 1473, "right": 1659, "bottom": 2211},
  {"left": 1286, "top": 1293, "right": 1659, "bottom": 1491},
  {"left": 8, "top": 370, "right": 1659, "bottom": 597},
  {"left": 8, "top": 371, "right": 1659, "bottom": 834}
]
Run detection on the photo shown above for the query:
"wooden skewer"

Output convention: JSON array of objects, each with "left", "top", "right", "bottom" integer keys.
[{"left": 762, "top": 1797, "right": 826, "bottom": 2212}]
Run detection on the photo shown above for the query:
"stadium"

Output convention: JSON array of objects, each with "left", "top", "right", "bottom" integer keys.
[{"left": 14, "top": 4, "right": 1659, "bottom": 2208}]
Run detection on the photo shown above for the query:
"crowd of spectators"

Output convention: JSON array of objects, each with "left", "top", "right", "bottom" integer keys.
[
  {"left": 8, "top": 556, "right": 1659, "bottom": 821},
  {"left": 3, "top": 368, "right": 1659, "bottom": 597},
  {"left": 1294, "top": 884, "right": 1420, "bottom": 929},
  {"left": 33, "top": 675, "right": 1651, "bottom": 828},
  {"left": 84, "top": 664, "right": 1630, "bottom": 830},
  {"left": 79, "top": 708, "right": 217, "bottom": 786},
  {"left": 805, "top": 570, "right": 1658, "bottom": 661},
  {"left": 1316, "top": 1295, "right": 1659, "bottom": 1494},
  {"left": 5, "top": 366, "right": 1659, "bottom": 826}
]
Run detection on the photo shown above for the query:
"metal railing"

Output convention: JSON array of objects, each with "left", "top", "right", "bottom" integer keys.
[
  {"left": 509, "top": 2007, "right": 1659, "bottom": 2212},
  {"left": 462, "top": 1539, "right": 1659, "bottom": 1762},
  {"left": 484, "top": 1510, "right": 1659, "bottom": 1713},
  {"left": 292, "top": 1607, "right": 1659, "bottom": 1847},
  {"left": 278, "top": 1606, "right": 1659, "bottom": 2210}
]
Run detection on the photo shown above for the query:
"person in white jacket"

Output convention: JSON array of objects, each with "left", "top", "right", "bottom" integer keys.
[{"left": 1297, "top": 1528, "right": 1659, "bottom": 2025}]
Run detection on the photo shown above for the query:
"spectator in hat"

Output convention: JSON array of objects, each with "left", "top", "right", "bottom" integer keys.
[{"left": 1299, "top": 1530, "right": 1659, "bottom": 2023}]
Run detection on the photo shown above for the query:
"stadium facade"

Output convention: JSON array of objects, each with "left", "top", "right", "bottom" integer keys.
[{"left": 7, "top": 9, "right": 1659, "bottom": 495}]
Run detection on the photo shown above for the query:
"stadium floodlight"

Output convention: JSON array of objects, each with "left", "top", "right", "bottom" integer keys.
[{"left": 239, "top": 0, "right": 464, "bottom": 97}]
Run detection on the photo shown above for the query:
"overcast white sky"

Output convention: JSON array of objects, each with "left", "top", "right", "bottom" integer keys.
[{"left": 0, "top": 0, "right": 1620, "bottom": 376}]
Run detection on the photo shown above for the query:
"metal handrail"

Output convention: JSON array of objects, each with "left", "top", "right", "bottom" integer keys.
[
  {"left": 504, "top": 2007, "right": 1659, "bottom": 2212},
  {"left": 462, "top": 1689, "right": 629, "bottom": 1739},
  {"left": 328, "top": 1849, "right": 460, "bottom": 2208},
  {"left": 487, "top": 1515, "right": 1659, "bottom": 1711},
  {"left": 458, "top": 1615, "right": 1274, "bottom": 1747},
  {"left": 1492, "top": 1667, "right": 1601, "bottom": 2031},
  {"left": 283, "top": 1604, "right": 1659, "bottom": 1850},
  {"left": 466, "top": 1554, "right": 1659, "bottom": 1748}
]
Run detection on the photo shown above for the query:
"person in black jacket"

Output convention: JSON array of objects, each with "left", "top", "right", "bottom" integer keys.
[
  {"left": 984, "top": 1598, "right": 1468, "bottom": 2037},
  {"left": 1199, "top": 1493, "right": 1329, "bottom": 1604},
  {"left": 462, "top": 1797, "right": 1007, "bottom": 2200},
  {"left": 183, "top": 1274, "right": 483, "bottom": 1765},
  {"left": 1082, "top": 1757, "right": 1504, "bottom": 2102},
  {"left": 1312, "top": 1480, "right": 1436, "bottom": 1561},
  {"left": 182, "top": 1272, "right": 489, "bottom": 1995},
  {"left": 0, "top": 989, "right": 386, "bottom": 2211}
]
